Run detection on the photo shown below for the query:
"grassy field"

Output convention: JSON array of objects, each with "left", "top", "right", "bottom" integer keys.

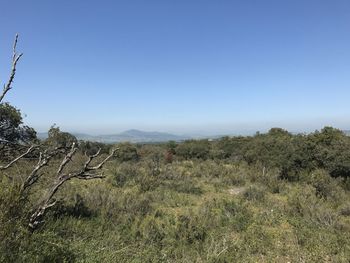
[{"left": 2, "top": 153, "right": 349, "bottom": 262}]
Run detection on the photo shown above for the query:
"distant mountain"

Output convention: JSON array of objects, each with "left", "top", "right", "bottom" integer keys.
[
  {"left": 37, "top": 129, "right": 191, "bottom": 143},
  {"left": 116, "top": 129, "right": 189, "bottom": 142}
]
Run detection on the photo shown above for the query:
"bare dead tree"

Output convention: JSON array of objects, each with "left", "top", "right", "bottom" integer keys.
[
  {"left": 0, "top": 34, "right": 31, "bottom": 159},
  {"left": 20, "top": 146, "right": 64, "bottom": 192},
  {"left": 0, "top": 34, "right": 23, "bottom": 103},
  {"left": 29, "top": 144, "right": 117, "bottom": 230},
  {"left": 0, "top": 35, "right": 118, "bottom": 231}
]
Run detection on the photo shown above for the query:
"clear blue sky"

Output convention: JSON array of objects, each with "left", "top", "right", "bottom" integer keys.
[{"left": 1, "top": 0, "right": 349, "bottom": 135}]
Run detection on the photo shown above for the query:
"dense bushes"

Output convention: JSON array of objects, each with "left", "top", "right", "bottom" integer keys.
[
  {"left": 2, "top": 127, "right": 350, "bottom": 262},
  {"left": 173, "top": 126, "right": 350, "bottom": 180},
  {"left": 175, "top": 139, "right": 211, "bottom": 160},
  {"left": 77, "top": 126, "right": 350, "bottom": 183}
]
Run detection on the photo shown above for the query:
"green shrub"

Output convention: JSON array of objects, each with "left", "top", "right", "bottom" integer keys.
[
  {"left": 339, "top": 203, "right": 350, "bottom": 217},
  {"left": 198, "top": 198, "right": 252, "bottom": 232},
  {"left": 307, "top": 169, "right": 344, "bottom": 202},
  {"left": 111, "top": 162, "right": 140, "bottom": 187},
  {"left": 176, "top": 214, "right": 207, "bottom": 244},
  {"left": 287, "top": 185, "right": 339, "bottom": 227},
  {"left": 243, "top": 185, "right": 266, "bottom": 202},
  {"left": 49, "top": 194, "right": 93, "bottom": 219},
  {"left": 115, "top": 142, "right": 139, "bottom": 162}
]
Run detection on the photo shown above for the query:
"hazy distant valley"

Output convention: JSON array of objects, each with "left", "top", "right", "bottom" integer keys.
[
  {"left": 37, "top": 129, "right": 192, "bottom": 143},
  {"left": 37, "top": 128, "right": 350, "bottom": 143}
]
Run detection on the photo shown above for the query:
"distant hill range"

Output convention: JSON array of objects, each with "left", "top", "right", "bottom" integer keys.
[
  {"left": 37, "top": 129, "right": 192, "bottom": 143},
  {"left": 37, "top": 129, "right": 350, "bottom": 143}
]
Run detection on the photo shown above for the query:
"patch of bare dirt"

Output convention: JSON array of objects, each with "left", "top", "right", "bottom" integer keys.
[{"left": 227, "top": 187, "right": 245, "bottom": 195}]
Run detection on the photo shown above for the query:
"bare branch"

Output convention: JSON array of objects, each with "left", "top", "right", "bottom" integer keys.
[
  {"left": 0, "top": 34, "right": 23, "bottom": 103},
  {"left": 13, "top": 33, "right": 19, "bottom": 61},
  {"left": 21, "top": 152, "right": 50, "bottom": 191},
  {"left": 21, "top": 146, "right": 65, "bottom": 191},
  {"left": 0, "top": 35, "right": 118, "bottom": 232},
  {"left": 87, "top": 149, "right": 118, "bottom": 171},
  {"left": 44, "top": 200, "right": 57, "bottom": 209},
  {"left": 0, "top": 145, "right": 36, "bottom": 170},
  {"left": 82, "top": 148, "right": 101, "bottom": 170},
  {"left": 56, "top": 143, "right": 77, "bottom": 176},
  {"left": 29, "top": 147, "right": 118, "bottom": 230},
  {"left": 76, "top": 174, "right": 105, "bottom": 180}
]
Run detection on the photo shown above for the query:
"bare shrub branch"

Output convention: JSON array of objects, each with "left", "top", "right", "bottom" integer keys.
[
  {"left": 29, "top": 147, "right": 118, "bottom": 230},
  {"left": 1, "top": 34, "right": 118, "bottom": 232},
  {"left": 0, "top": 145, "right": 36, "bottom": 170},
  {"left": 0, "top": 34, "right": 23, "bottom": 103}
]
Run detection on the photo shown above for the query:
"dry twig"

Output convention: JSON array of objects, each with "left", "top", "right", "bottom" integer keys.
[
  {"left": 29, "top": 147, "right": 118, "bottom": 230},
  {"left": 0, "top": 34, "right": 23, "bottom": 103}
]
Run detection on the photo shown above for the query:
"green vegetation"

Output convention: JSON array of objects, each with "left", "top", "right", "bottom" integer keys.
[
  {"left": 0, "top": 102, "right": 36, "bottom": 144},
  {"left": 1, "top": 36, "right": 349, "bottom": 262},
  {"left": 1, "top": 129, "right": 350, "bottom": 262}
]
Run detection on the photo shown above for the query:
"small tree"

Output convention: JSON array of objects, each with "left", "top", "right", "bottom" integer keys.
[
  {"left": 0, "top": 103, "right": 37, "bottom": 144},
  {"left": 45, "top": 125, "right": 78, "bottom": 148}
]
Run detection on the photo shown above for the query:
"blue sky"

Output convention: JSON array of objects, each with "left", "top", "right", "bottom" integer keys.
[{"left": 0, "top": 0, "right": 349, "bottom": 135}]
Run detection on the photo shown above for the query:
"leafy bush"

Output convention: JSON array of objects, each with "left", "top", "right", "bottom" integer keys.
[
  {"left": 243, "top": 185, "right": 266, "bottom": 202},
  {"left": 176, "top": 139, "right": 211, "bottom": 160},
  {"left": 307, "top": 169, "right": 345, "bottom": 202},
  {"left": 2, "top": 126, "right": 350, "bottom": 262},
  {"left": 287, "top": 185, "right": 339, "bottom": 227}
]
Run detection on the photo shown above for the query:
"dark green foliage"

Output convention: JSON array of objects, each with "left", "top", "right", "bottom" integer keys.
[
  {"left": 176, "top": 139, "right": 211, "bottom": 160},
  {"left": 45, "top": 125, "right": 77, "bottom": 149},
  {"left": 287, "top": 185, "right": 340, "bottom": 227},
  {"left": 0, "top": 103, "right": 37, "bottom": 144},
  {"left": 115, "top": 142, "right": 139, "bottom": 161},
  {"left": 79, "top": 140, "right": 111, "bottom": 155},
  {"left": 198, "top": 198, "right": 253, "bottom": 232},
  {"left": 50, "top": 194, "right": 93, "bottom": 219},
  {"left": 0, "top": 181, "right": 77, "bottom": 263},
  {"left": 339, "top": 203, "right": 350, "bottom": 216},
  {"left": 212, "top": 136, "right": 249, "bottom": 160},
  {"left": 208, "top": 126, "right": 350, "bottom": 179},
  {"left": 18, "top": 233, "right": 78, "bottom": 263},
  {"left": 0, "top": 184, "right": 26, "bottom": 262},
  {"left": 166, "top": 140, "right": 177, "bottom": 154},
  {"left": 176, "top": 214, "right": 207, "bottom": 244},
  {"left": 307, "top": 127, "right": 350, "bottom": 178},
  {"left": 243, "top": 185, "right": 266, "bottom": 202},
  {"left": 306, "top": 169, "right": 344, "bottom": 201}
]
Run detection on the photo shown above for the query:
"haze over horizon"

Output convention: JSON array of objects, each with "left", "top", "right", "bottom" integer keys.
[{"left": 1, "top": 0, "right": 350, "bottom": 135}]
